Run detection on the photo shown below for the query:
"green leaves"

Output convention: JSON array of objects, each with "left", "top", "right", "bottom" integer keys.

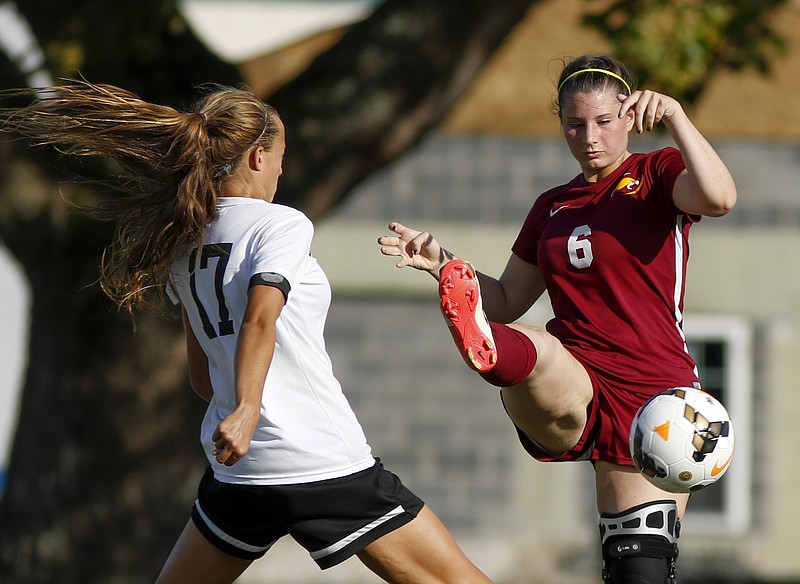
[{"left": 582, "top": 0, "right": 787, "bottom": 104}]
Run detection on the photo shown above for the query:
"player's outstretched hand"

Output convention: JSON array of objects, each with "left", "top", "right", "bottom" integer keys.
[
  {"left": 377, "top": 222, "right": 454, "bottom": 276},
  {"left": 618, "top": 90, "right": 685, "bottom": 133}
]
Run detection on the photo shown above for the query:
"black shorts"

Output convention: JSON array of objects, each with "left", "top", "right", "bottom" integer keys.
[{"left": 191, "top": 459, "right": 424, "bottom": 569}]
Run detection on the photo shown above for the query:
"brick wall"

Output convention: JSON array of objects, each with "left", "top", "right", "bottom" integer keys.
[{"left": 330, "top": 134, "right": 800, "bottom": 227}]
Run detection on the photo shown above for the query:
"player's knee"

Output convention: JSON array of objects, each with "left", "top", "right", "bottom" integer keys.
[{"left": 599, "top": 500, "right": 680, "bottom": 584}]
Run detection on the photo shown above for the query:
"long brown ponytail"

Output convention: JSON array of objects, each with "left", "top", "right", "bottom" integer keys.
[{"left": 0, "top": 81, "right": 280, "bottom": 313}]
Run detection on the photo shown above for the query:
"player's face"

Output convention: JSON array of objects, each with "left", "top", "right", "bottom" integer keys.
[
  {"left": 259, "top": 118, "right": 285, "bottom": 202},
  {"left": 560, "top": 89, "right": 634, "bottom": 182}
]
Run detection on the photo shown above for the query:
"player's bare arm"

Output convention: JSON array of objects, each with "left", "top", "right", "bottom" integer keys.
[
  {"left": 485, "top": 254, "right": 547, "bottom": 324},
  {"left": 667, "top": 109, "right": 737, "bottom": 217},
  {"left": 618, "top": 90, "right": 737, "bottom": 217},
  {"left": 378, "top": 223, "right": 545, "bottom": 324},
  {"left": 213, "top": 285, "right": 283, "bottom": 466}
]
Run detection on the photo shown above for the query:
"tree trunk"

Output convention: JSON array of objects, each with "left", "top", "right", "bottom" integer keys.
[
  {"left": 0, "top": 145, "right": 208, "bottom": 583},
  {"left": 270, "top": 0, "right": 538, "bottom": 219}
]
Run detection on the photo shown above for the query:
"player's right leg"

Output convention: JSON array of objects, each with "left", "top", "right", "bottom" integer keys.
[
  {"left": 438, "top": 259, "right": 593, "bottom": 455},
  {"left": 155, "top": 467, "right": 277, "bottom": 584},
  {"left": 155, "top": 520, "right": 252, "bottom": 584},
  {"left": 356, "top": 505, "right": 492, "bottom": 584}
]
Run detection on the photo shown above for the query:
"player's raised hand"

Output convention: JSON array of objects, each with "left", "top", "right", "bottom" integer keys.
[
  {"left": 618, "top": 89, "right": 684, "bottom": 133},
  {"left": 377, "top": 222, "right": 454, "bottom": 275}
]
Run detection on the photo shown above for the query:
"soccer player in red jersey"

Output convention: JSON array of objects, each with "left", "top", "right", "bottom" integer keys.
[{"left": 379, "top": 54, "right": 736, "bottom": 583}]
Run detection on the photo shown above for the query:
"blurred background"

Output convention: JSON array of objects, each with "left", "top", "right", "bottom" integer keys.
[{"left": 0, "top": 1, "right": 798, "bottom": 582}]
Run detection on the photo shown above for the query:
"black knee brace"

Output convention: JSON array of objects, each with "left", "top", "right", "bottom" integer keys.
[{"left": 599, "top": 500, "right": 680, "bottom": 584}]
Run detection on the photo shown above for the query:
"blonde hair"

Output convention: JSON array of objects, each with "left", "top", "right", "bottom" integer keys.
[{"left": 0, "top": 81, "right": 281, "bottom": 313}]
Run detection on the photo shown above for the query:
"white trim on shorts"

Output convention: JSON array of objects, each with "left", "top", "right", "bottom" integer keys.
[
  {"left": 309, "top": 504, "right": 405, "bottom": 562},
  {"left": 195, "top": 499, "right": 275, "bottom": 555}
]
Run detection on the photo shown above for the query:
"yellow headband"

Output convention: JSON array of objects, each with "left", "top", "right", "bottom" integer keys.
[{"left": 558, "top": 68, "right": 632, "bottom": 95}]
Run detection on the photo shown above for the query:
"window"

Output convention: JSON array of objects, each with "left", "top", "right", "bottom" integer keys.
[{"left": 683, "top": 315, "right": 752, "bottom": 533}]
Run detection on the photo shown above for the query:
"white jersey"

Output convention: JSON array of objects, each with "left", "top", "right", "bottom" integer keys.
[{"left": 168, "top": 197, "right": 374, "bottom": 485}]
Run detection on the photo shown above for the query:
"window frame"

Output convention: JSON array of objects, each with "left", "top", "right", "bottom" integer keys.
[{"left": 681, "top": 315, "right": 752, "bottom": 534}]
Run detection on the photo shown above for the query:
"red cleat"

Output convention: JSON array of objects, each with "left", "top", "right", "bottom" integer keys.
[{"left": 439, "top": 260, "right": 497, "bottom": 372}]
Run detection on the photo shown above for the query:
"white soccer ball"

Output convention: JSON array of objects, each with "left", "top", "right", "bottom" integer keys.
[{"left": 629, "top": 387, "right": 735, "bottom": 493}]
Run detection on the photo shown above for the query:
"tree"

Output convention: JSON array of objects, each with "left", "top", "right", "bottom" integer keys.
[{"left": 0, "top": 1, "right": 537, "bottom": 581}]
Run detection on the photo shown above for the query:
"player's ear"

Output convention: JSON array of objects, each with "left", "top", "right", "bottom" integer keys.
[{"left": 247, "top": 146, "right": 263, "bottom": 171}]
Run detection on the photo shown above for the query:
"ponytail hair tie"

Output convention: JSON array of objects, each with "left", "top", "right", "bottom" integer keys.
[
  {"left": 213, "top": 162, "right": 232, "bottom": 180},
  {"left": 558, "top": 68, "right": 632, "bottom": 95}
]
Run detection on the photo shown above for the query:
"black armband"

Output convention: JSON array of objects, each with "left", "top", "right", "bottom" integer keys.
[{"left": 249, "top": 272, "right": 290, "bottom": 302}]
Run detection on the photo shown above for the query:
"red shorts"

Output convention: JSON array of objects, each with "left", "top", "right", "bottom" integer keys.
[{"left": 506, "top": 362, "right": 695, "bottom": 466}]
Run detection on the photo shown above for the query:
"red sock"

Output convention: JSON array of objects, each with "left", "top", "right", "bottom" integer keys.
[{"left": 479, "top": 323, "right": 538, "bottom": 387}]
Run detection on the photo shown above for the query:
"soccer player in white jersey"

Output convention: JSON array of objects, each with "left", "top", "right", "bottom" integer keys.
[
  {"left": 2, "top": 82, "right": 492, "bottom": 584},
  {"left": 379, "top": 54, "right": 737, "bottom": 584}
]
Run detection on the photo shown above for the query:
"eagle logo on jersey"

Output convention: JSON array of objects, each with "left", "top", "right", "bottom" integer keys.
[{"left": 613, "top": 174, "right": 642, "bottom": 196}]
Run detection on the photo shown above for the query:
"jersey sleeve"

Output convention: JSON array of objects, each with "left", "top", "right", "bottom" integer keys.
[
  {"left": 511, "top": 205, "right": 540, "bottom": 266},
  {"left": 651, "top": 147, "right": 687, "bottom": 210},
  {"left": 248, "top": 209, "right": 314, "bottom": 293}
]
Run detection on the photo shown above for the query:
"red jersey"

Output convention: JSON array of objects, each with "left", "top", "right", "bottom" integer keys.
[{"left": 512, "top": 148, "right": 700, "bottom": 398}]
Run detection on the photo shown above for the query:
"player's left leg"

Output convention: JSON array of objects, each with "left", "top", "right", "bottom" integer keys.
[
  {"left": 595, "top": 462, "right": 690, "bottom": 584},
  {"left": 155, "top": 520, "right": 253, "bottom": 584}
]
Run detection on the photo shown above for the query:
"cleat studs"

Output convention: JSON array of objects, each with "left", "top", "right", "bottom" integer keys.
[{"left": 442, "top": 300, "right": 458, "bottom": 315}]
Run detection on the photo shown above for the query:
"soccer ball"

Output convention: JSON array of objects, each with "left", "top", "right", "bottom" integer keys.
[{"left": 629, "top": 387, "right": 735, "bottom": 493}]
